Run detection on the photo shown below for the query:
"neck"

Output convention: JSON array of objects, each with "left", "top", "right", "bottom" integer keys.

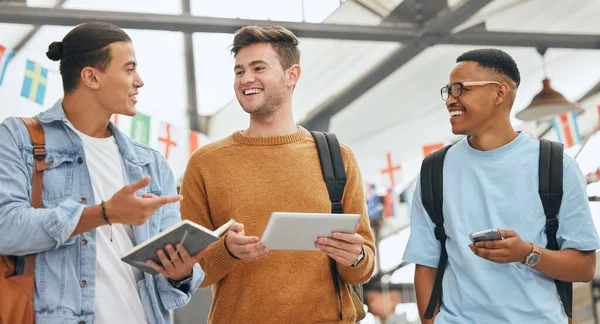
[
  {"left": 62, "top": 92, "right": 112, "bottom": 138},
  {"left": 468, "top": 114, "right": 518, "bottom": 151},
  {"left": 244, "top": 102, "right": 297, "bottom": 138}
]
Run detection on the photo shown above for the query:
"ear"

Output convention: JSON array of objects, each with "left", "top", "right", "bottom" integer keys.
[
  {"left": 494, "top": 83, "right": 511, "bottom": 106},
  {"left": 286, "top": 64, "right": 301, "bottom": 88},
  {"left": 80, "top": 67, "right": 100, "bottom": 90}
]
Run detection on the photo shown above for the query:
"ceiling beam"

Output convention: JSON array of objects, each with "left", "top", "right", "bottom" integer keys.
[
  {"left": 301, "top": 0, "right": 494, "bottom": 131},
  {"left": 0, "top": 4, "right": 417, "bottom": 43}
]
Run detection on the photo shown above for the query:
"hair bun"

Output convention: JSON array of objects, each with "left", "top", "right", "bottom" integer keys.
[{"left": 46, "top": 41, "right": 63, "bottom": 61}]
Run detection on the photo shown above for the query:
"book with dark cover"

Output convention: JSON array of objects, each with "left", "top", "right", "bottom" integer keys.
[{"left": 121, "top": 219, "right": 234, "bottom": 275}]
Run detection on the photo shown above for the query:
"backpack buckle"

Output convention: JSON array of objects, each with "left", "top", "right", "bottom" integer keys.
[
  {"left": 434, "top": 224, "right": 446, "bottom": 241},
  {"left": 545, "top": 218, "right": 559, "bottom": 233},
  {"left": 33, "top": 145, "right": 46, "bottom": 160},
  {"left": 331, "top": 201, "right": 343, "bottom": 214}
]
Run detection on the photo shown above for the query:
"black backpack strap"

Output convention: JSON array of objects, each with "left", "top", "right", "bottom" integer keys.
[
  {"left": 420, "top": 145, "right": 452, "bottom": 319},
  {"left": 311, "top": 131, "right": 347, "bottom": 320},
  {"left": 539, "top": 139, "right": 571, "bottom": 318}
]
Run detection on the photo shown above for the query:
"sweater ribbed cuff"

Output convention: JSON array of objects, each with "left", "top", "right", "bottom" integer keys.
[
  {"left": 208, "top": 234, "right": 239, "bottom": 270},
  {"left": 337, "top": 246, "right": 374, "bottom": 284}
]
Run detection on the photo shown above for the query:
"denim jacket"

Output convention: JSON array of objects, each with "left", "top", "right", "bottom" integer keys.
[{"left": 0, "top": 100, "right": 204, "bottom": 324}]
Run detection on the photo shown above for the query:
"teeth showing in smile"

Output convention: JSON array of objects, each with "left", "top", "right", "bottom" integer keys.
[
  {"left": 450, "top": 110, "right": 463, "bottom": 117},
  {"left": 244, "top": 89, "right": 261, "bottom": 95}
]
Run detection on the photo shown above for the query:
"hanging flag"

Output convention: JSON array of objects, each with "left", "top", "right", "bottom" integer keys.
[
  {"left": 20, "top": 60, "right": 48, "bottom": 105},
  {"left": 130, "top": 113, "right": 151, "bottom": 144},
  {"left": 383, "top": 188, "right": 394, "bottom": 218},
  {"left": 365, "top": 183, "right": 382, "bottom": 219},
  {"left": 551, "top": 111, "right": 582, "bottom": 148},
  {"left": 0, "top": 45, "right": 14, "bottom": 86},
  {"left": 189, "top": 130, "right": 200, "bottom": 157},
  {"left": 422, "top": 142, "right": 445, "bottom": 157},
  {"left": 380, "top": 152, "right": 401, "bottom": 188},
  {"left": 158, "top": 122, "right": 178, "bottom": 160}
]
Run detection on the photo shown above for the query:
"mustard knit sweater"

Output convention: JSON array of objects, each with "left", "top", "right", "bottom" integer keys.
[{"left": 180, "top": 126, "right": 375, "bottom": 324}]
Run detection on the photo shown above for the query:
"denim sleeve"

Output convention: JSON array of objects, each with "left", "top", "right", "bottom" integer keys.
[
  {"left": 556, "top": 157, "right": 600, "bottom": 251},
  {"left": 0, "top": 118, "right": 84, "bottom": 255},
  {"left": 152, "top": 156, "right": 205, "bottom": 309},
  {"left": 402, "top": 177, "right": 441, "bottom": 268}
]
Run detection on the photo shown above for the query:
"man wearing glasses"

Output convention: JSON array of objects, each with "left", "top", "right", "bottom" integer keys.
[{"left": 403, "top": 48, "right": 599, "bottom": 323}]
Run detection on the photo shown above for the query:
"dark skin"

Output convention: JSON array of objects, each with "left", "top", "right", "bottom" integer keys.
[{"left": 415, "top": 61, "right": 596, "bottom": 323}]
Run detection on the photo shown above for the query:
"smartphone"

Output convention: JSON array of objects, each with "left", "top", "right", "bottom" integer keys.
[{"left": 469, "top": 228, "right": 502, "bottom": 244}]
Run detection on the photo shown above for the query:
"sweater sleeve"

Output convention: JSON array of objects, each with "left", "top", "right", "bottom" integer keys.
[
  {"left": 179, "top": 153, "right": 238, "bottom": 288},
  {"left": 336, "top": 145, "right": 376, "bottom": 285}
]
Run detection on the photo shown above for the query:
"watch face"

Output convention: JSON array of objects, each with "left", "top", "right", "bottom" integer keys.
[{"left": 526, "top": 253, "right": 540, "bottom": 266}]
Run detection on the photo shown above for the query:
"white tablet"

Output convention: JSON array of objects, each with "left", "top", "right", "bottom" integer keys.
[{"left": 261, "top": 212, "right": 361, "bottom": 251}]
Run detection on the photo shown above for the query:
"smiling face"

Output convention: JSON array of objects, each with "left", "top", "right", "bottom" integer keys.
[
  {"left": 445, "top": 61, "right": 512, "bottom": 136},
  {"left": 83, "top": 41, "right": 144, "bottom": 117},
  {"left": 233, "top": 42, "right": 293, "bottom": 119}
]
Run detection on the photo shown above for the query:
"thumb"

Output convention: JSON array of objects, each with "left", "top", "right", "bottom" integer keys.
[
  {"left": 229, "top": 222, "right": 244, "bottom": 233},
  {"left": 498, "top": 229, "right": 515, "bottom": 238},
  {"left": 124, "top": 176, "right": 151, "bottom": 193}
]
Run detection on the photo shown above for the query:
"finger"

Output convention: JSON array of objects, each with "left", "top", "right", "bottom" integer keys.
[
  {"left": 315, "top": 243, "right": 355, "bottom": 262},
  {"left": 331, "top": 232, "right": 364, "bottom": 244},
  {"left": 152, "top": 195, "right": 183, "bottom": 206},
  {"left": 239, "top": 248, "right": 269, "bottom": 261},
  {"left": 229, "top": 223, "right": 244, "bottom": 233},
  {"left": 124, "top": 176, "right": 151, "bottom": 193},
  {"left": 475, "top": 240, "right": 503, "bottom": 249},
  {"left": 498, "top": 229, "right": 516, "bottom": 238},
  {"left": 230, "top": 233, "right": 259, "bottom": 245},
  {"left": 317, "top": 237, "right": 354, "bottom": 252},
  {"left": 156, "top": 248, "right": 176, "bottom": 273},
  {"left": 165, "top": 244, "right": 184, "bottom": 269},
  {"left": 326, "top": 252, "right": 351, "bottom": 267},
  {"left": 146, "top": 259, "right": 168, "bottom": 277},
  {"left": 142, "top": 193, "right": 157, "bottom": 198},
  {"left": 235, "top": 242, "right": 266, "bottom": 254}
]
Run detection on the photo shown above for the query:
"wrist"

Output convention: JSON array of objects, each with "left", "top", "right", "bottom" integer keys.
[{"left": 223, "top": 234, "right": 240, "bottom": 260}]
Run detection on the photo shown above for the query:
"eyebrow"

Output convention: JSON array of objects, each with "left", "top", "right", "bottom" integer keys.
[
  {"left": 124, "top": 61, "right": 137, "bottom": 68},
  {"left": 234, "top": 60, "right": 269, "bottom": 70}
]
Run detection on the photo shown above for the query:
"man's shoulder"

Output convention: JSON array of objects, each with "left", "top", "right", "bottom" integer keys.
[{"left": 189, "top": 136, "right": 237, "bottom": 162}]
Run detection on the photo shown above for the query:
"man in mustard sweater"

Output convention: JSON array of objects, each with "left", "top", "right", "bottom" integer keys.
[{"left": 179, "top": 25, "right": 376, "bottom": 323}]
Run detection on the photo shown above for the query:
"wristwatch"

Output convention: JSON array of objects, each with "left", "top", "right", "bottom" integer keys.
[
  {"left": 168, "top": 274, "right": 192, "bottom": 288},
  {"left": 524, "top": 243, "right": 541, "bottom": 268},
  {"left": 351, "top": 247, "right": 365, "bottom": 267}
]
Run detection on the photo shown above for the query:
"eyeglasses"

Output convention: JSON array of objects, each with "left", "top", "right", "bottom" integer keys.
[{"left": 440, "top": 81, "right": 502, "bottom": 101}]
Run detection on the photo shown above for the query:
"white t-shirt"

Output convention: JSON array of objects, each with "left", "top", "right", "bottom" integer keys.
[{"left": 74, "top": 128, "right": 148, "bottom": 324}]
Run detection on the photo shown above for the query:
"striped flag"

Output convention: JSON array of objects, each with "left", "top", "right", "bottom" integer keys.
[{"left": 551, "top": 111, "right": 582, "bottom": 148}]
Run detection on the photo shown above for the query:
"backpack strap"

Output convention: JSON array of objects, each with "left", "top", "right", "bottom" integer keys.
[
  {"left": 420, "top": 145, "right": 452, "bottom": 319},
  {"left": 311, "top": 131, "right": 347, "bottom": 321},
  {"left": 19, "top": 117, "right": 47, "bottom": 276},
  {"left": 539, "top": 139, "right": 571, "bottom": 318}
]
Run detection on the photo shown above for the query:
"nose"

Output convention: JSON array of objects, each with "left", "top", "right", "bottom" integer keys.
[
  {"left": 134, "top": 72, "right": 144, "bottom": 88},
  {"left": 446, "top": 94, "right": 459, "bottom": 108},
  {"left": 240, "top": 71, "right": 255, "bottom": 85}
]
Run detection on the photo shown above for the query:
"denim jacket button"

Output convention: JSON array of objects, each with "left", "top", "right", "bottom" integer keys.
[
  {"left": 79, "top": 321, "right": 86, "bottom": 324},
  {"left": 80, "top": 280, "right": 87, "bottom": 287},
  {"left": 79, "top": 197, "right": 87, "bottom": 204},
  {"left": 77, "top": 157, "right": 83, "bottom": 164},
  {"left": 81, "top": 238, "right": 88, "bottom": 246}
]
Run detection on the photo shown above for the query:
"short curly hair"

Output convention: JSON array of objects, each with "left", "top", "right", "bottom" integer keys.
[{"left": 457, "top": 48, "right": 520, "bottom": 88}]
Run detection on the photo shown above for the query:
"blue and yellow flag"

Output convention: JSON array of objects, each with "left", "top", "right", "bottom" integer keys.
[{"left": 20, "top": 60, "right": 48, "bottom": 105}]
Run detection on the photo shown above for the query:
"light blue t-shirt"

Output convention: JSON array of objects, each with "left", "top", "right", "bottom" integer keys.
[{"left": 403, "top": 132, "right": 600, "bottom": 324}]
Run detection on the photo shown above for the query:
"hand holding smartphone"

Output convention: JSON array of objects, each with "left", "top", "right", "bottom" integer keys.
[{"left": 469, "top": 228, "right": 503, "bottom": 244}]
